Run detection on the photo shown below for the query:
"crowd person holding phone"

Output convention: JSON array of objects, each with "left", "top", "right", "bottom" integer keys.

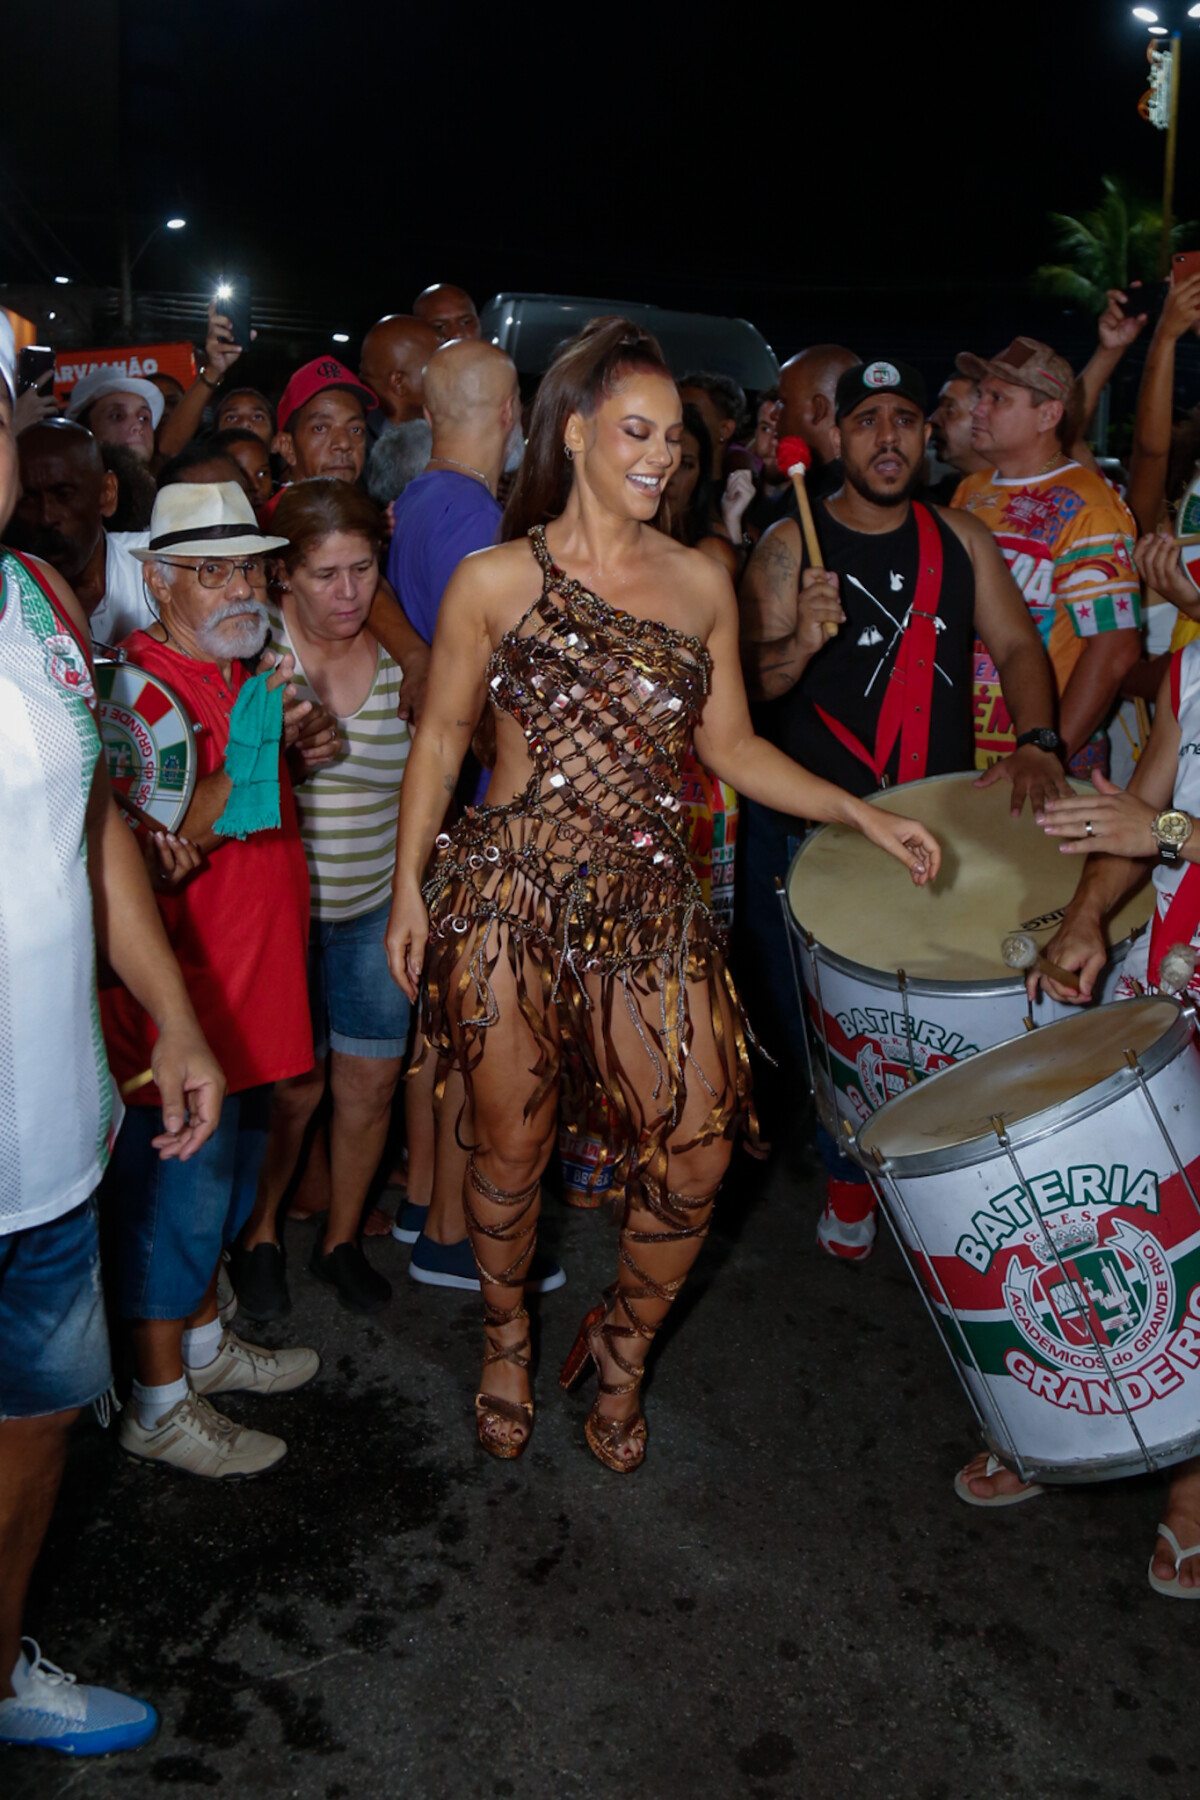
[
  {"left": 0, "top": 321, "right": 226, "bottom": 1756},
  {"left": 101, "top": 482, "right": 328, "bottom": 1481},
  {"left": 952, "top": 336, "right": 1142, "bottom": 778},
  {"left": 412, "top": 284, "right": 482, "bottom": 343},
  {"left": 155, "top": 302, "right": 250, "bottom": 465},
  {"left": 739, "top": 359, "right": 1064, "bottom": 1259}
]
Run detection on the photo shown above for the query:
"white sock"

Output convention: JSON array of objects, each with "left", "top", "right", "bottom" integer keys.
[
  {"left": 181, "top": 1317, "right": 224, "bottom": 1371},
  {"left": 131, "top": 1375, "right": 189, "bottom": 1430}
]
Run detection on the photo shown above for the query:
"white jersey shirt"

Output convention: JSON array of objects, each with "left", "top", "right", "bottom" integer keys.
[{"left": 0, "top": 551, "right": 117, "bottom": 1233}]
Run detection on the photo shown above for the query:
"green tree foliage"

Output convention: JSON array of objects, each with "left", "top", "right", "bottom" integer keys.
[{"left": 1034, "top": 176, "right": 1194, "bottom": 313}]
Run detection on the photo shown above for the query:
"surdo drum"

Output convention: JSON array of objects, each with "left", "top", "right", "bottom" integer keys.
[
  {"left": 783, "top": 772, "right": 1154, "bottom": 1155},
  {"left": 95, "top": 656, "right": 198, "bottom": 832},
  {"left": 854, "top": 999, "right": 1200, "bottom": 1483}
]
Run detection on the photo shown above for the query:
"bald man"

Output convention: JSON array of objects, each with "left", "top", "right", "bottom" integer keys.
[
  {"left": 4, "top": 421, "right": 153, "bottom": 643},
  {"left": 412, "top": 284, "right": 482, "bottom": 344},
  {"left": 386, "top": 338, "right": 519, "bottom": 645},
  {"left": 359, "top": 315, "right": 440, "bottom": 426},
  {"left": 777, "top": 343, "right": 861, "bottom": 474}
]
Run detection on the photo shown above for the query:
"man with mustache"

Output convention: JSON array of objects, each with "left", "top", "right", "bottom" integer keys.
[
  {"left": 100, "top": 483, "right": 330, "bottom": 1479},
  {"left": 739, "top": 360, "right": 1065, "bottom": 1261}
]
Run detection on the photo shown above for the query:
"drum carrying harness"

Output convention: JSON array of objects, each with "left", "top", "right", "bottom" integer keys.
[{"left": 813, "top": 501, "right": 943, "bottom": 785}]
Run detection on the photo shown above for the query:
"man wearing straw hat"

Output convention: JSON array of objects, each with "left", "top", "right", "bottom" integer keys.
[{"left": 101, "top": 482, "right": 331, "bottom": 1482}]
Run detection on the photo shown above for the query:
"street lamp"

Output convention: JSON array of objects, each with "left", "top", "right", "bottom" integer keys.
[
  {"left": 1132, "top": 5, "right": 1198, "bottom": 273},
  {"left": 120, "top": 216, "right": 187, "bottom": 333}
]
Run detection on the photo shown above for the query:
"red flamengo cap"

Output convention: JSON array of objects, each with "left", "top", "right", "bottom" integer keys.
[{"left": 276, "top": 357, "right": 378, "bottom": 432}]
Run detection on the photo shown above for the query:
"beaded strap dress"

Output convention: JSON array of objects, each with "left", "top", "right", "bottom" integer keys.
[{"left": 421, "top": 525, "right": 755, "bottom": 1203}]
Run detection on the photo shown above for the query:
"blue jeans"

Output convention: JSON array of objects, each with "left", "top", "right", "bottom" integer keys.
[
  {"left": 309, "top": 900, "right": 412, "bottom": 1060},
  {"left": 107, "top": 1085, "right": 272, "bottom": 1320},
  {"left": 0, "top": 1195, "right": 112, "bottom": 1418}
]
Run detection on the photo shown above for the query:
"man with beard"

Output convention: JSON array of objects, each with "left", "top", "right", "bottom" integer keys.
[
  {"left": 100, "top": 483, "right": 327, "bottom": 1479},
  {"left": 739, "top": 359, "right": 1064, "bottom": 1259}
]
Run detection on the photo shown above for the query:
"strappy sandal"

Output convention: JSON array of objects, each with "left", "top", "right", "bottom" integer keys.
[
  {"left": 559, "top": 1296, "right": 648, "bottom": 1474},
  {"left": 475, "top": 1299, "right": 534, "bottom": 1460},
  {"left": 1148, "top": 1522, "right": 1200, "bottom": 1599}
]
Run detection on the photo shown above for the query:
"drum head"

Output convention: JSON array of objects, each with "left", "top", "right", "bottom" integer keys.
[
  {"left": 96, "top": 660, "right": 197, "bottom": 832},
  {"left": 787, "top": 771, "right": 1153, "bottom": 982},
  {"left": 1177, "top": 468, "right": 1200, "bottom": 594},
  {"left": 858, "top": 997, "right": 1179, "bottom": 1160}
]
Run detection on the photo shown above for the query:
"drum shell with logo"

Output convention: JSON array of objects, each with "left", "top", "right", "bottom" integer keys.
[
  {"left": 95, "top": 657, "right": 198, "bottom": 832},
  {"left": 855, "top": 1001, "right": 1200, "bottom": 1484},
  {"left": 784, "top": 771, "right": 1152, "bottom": 1157}
]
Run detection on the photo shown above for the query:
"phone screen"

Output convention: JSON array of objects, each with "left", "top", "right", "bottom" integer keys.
[
  {"left": 214, "top": 279, "right": 251, "bottom": 354},
  {"left": 17, "top": 345, "right": 56, "bottom": 396},
  {"left": 1173, "top": 251, "right": 1200, "bottom": 287}
]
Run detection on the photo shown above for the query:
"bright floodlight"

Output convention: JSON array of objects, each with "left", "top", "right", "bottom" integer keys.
[
  {"left": 215, "top": 283, "right": 232, "bottom": 300},
  {"left": 1133, "top": 6, "right": 1159, "bottom": 18},
  {"left": 54, "top": 275, "right": 70, "bottom": 285},
  {"left": 166, "top": 217, "right": 185, "bottom": 230},
  {"left": 1190, "top": 3, "right": 1200, "bottom": 16},
  {"left": 332, "top": 333, "right": 350, "bottom": 344},
  {"left": 1149, "top": 22, "right": 1169, "bottom": 31}
]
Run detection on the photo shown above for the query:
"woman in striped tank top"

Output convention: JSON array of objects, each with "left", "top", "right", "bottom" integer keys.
[{"left": 232, "top": 481, "right": 413, "bottom": 1319}]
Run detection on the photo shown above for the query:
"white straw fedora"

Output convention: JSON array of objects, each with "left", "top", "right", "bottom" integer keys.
[
  {"left": 68, "top": 367, "right": 165, "bottom": 429},
  {"left": 130, "top": 482, "right": 289, "bottom": 562}
]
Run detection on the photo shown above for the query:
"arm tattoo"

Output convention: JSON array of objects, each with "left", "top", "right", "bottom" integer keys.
[{"left": 757, "top": 531, "right": 800, "bottom": 598}]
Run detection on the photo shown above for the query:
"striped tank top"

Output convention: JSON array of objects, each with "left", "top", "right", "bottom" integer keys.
[
  {"left": 0, "top": 551, "right": 116, "bottom": 1232},
  {"left": 267, "top": 602, "right": 411, "bottom": 921}
]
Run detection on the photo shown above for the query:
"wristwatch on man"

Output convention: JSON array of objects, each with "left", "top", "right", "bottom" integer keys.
[
  {"left": 1151, "top": 809, "right": 1195, "bottom": 865},
  {"left": 1014, "top": 727, "right": 1066, "bottom": 762}
]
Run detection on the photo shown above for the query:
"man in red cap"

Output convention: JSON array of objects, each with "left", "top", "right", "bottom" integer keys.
[
  {"left": 265, "top": 357, "right": 379, "bottom": 521},
  {"left": 952, "top": 336, "right": 1141, "bottom": 780}
]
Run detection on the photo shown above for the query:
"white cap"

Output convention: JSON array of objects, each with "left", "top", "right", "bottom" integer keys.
[
  {"left": 130, "top": 481, "right": 289, "bottom": 562},
  {"left": 67, "top": 367, "right": 164, "bottom": 429},
  {"left": 0, "top": 313, "right": 14, "bottom": 405}
]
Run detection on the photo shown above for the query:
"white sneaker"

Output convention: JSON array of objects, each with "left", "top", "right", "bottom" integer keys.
[
  {"left": 0, "top": 1640, "right": 158, "bottom": 1755},
  {"left": 118, "top": 1390, "right": 287, "bottom": 1479},
  {"left": 188, "top": 1329, "right": 319, "bottom": 1398}
]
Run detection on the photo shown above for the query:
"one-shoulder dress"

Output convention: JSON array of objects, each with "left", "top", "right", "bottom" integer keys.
[{"left": 421, "top": 525, "right": 755, "bottom": 1204}]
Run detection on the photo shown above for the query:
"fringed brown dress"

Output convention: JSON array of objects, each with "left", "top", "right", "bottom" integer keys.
[{"left": 420, "top": 525, "right": 755, "bottom": 1206}]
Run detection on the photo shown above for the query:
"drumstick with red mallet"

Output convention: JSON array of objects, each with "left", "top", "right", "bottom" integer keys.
[{"left": 777, "top": 436, "right": 837, "bottom": 640}]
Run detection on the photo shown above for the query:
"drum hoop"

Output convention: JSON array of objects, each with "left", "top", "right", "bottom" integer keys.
[
  {"left": 854, "top": 1000, "right": 1192, "bottom": 1177},
  {"left": 95, "top": 656, "right": 198, "bottom": 834}
]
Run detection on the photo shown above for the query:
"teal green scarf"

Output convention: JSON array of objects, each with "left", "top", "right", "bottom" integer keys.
[{"left": 213, "top": 671, "right": 284, "bottom": 840}]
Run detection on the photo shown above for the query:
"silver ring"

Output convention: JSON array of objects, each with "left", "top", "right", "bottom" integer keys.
[{"left": 1085, "top": 819, "right": 1095, "bottom": 837}]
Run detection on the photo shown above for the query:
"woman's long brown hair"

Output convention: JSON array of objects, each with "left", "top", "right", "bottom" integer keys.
[{"left": 500, "top": 316, "right": 674, "bottom": 543}]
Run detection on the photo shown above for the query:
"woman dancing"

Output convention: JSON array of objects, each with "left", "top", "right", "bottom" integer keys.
[{"left": 386, "top": 319, "right": 940, "bottom": 1468}]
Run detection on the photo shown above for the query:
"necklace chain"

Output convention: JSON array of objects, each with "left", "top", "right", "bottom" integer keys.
[{"left": 428, "top": 455, "right": 490, "bottom": 488}]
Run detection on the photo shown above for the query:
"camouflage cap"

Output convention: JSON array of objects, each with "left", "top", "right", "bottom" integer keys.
[{"left": 955, "top": 337, "right": 1075, "bottom": 404}]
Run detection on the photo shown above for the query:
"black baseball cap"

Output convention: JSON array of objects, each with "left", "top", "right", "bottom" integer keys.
[{"left": 835, "top": 358, "right": 928, "bottom": 421}]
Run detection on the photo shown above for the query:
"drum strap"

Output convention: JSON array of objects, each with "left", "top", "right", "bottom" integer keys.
[
  {"left": 1148, "top": 648, "right": 1200, "bottom": 988},
  {"left": 9, "top": 550, "right": 94, "bottom": 672},
  {"left": 814, "top": 503, "right": 943, "bottom": 785}
]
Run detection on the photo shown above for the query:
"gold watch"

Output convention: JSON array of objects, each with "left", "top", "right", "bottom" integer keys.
[{"left": 1151, "top": 809, "right": 1194, "bottom": 865}]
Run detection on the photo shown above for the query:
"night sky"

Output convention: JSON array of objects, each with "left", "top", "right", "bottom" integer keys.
[{"left": 3, "top": 0, "right": 1197, "bottom": 382}]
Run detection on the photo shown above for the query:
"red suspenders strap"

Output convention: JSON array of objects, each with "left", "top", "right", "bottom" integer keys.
[
  {"left": 814, "top": 503, "right": 944, "bottom": 785},
  {"left": 10, "top": 550, "right": 94, "bottom": 671},
  {"left": 1148, "top": 646, "right": 1200, "bottom": 987}
]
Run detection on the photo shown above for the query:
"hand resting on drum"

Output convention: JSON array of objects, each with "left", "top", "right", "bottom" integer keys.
[
  {"left": 851, "top": 801, "right": 940, "bottom": 886},
  {"left": 1040, "top": 770, "right": 1159, "bottom": 859},
  {"left": 1134, "top": 532, "right": 1200, "bottom": 622},
  {"left": 973, "top": 744, "right": 1071, "bottom": 822}
]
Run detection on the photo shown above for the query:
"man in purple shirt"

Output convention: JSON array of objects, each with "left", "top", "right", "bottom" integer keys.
[{"left": 386, "top": 339, "right": 519, "bottom": 645}]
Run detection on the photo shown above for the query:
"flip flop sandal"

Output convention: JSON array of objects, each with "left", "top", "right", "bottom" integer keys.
[
  {"left": 1147, "top": 1522, "right": 1200, "bottom": 1599},
  {"left": 953, "top": 1452, "right": 1046, "bottom": 1508}
]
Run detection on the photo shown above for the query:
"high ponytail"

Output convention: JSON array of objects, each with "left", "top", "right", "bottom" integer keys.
[{"left": 500, "top": 317, "right": 673, "bottom": 543}]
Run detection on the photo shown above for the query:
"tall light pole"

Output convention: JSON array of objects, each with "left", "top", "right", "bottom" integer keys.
[
  {"left": 1134, "top": 6, "right": 1198, "bottom": 275},
  {"left": 119, "top": 216, "right": 186, "bottom": 334}
]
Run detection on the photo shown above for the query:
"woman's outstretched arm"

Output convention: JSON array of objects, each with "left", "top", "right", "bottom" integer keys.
[
  {"left": 692, "top": 558, "right": 941, "bottom": 884},
  {"left": 386, "top": 553, "right": 495, "bottom": 998}
]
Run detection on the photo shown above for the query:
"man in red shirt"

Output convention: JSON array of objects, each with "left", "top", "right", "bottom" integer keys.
[{"left": 101, "top": 483, "right": 332, "bottom": 1479}]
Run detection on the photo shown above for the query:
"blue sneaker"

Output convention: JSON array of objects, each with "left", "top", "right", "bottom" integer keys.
[
  {"left": 391, "top": 1200, "right": 429, "bottom": 1246},
  {"left": 0, "top": 1640, "right": 158, "bottom": 1756},
  {"left": 408, "top": 1232, "right": 566, "bottom": 1293}
]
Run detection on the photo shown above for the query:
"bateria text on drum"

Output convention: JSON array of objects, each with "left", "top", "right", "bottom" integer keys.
[
  {"left": 854, "top": 998, "right": 1200, "bottom": 1485},
  {"left": 781, "top": 771, "right": 1154, "bottom": 1155}
]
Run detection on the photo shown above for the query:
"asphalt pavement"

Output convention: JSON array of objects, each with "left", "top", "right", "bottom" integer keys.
[{"left": 5, "top": 1116, "right": 1199, "bottom": 1800}]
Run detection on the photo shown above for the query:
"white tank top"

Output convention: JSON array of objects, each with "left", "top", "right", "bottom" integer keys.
[
  {"left": 0, "top": 552, "right": 117, "bottom": 1233},
  {"left": 1123, "top": 638, "right": 1200, "bottom": 989}
]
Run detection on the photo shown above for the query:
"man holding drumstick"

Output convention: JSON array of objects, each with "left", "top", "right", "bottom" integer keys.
[
  {"left": 969, "top": 531, "right": 1200, "bottom": 1596},
  {"left": 740, "top": 358, "right": 1067, "bottom": 1260}
]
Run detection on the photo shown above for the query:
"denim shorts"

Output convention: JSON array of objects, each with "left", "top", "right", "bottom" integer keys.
[
  {"left": 105, "top": 1085, "right": 272, "bottom": 1320},
  {"left": 309, "top": 899, "right": 412, "bottom": 1061},
  {"left": 0, "top": 1196, "right": 113, "bottom": 1419}
]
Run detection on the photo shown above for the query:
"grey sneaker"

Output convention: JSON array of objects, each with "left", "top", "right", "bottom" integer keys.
[
  {"left": 118, "top": 1390, "right": 287, "bottom": 1480},
  {"left": 188, "top": 1330, "right": 319, "bottom": 1398}
]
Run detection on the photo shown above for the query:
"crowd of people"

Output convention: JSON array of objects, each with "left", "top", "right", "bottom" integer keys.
[{"left": 4, "top": 266, "right": 1200, "bottom": 1755}]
